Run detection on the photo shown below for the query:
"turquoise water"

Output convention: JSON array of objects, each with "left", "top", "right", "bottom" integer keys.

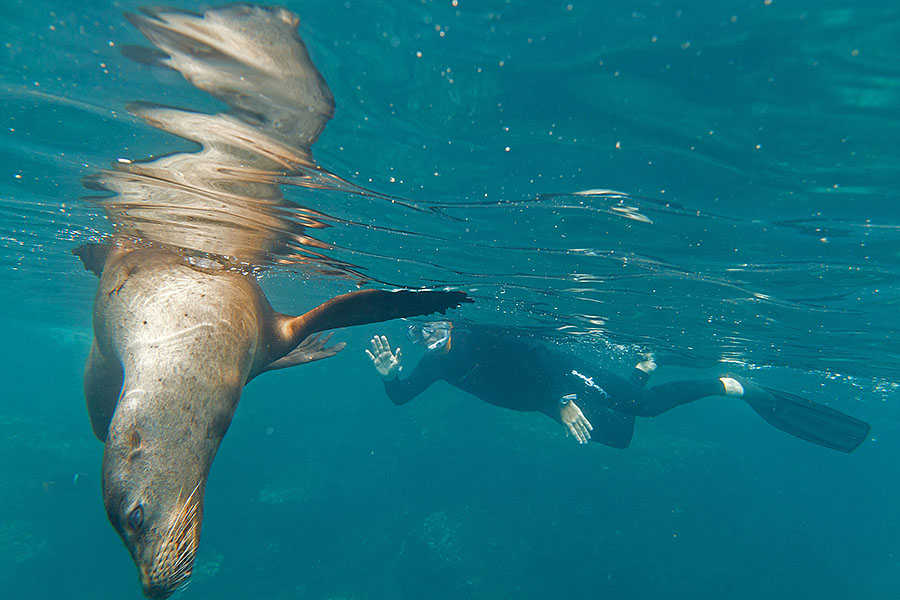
[{"left": 1, "top": 1, "right": 898, "bottom": 598}]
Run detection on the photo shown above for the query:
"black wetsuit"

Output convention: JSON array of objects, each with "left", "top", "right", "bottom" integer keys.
[{"left": 383, "top": 327, "right": 726, "bottom": 448}]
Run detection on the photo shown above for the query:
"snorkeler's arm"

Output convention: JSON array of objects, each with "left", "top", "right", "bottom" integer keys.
[
  {"left": 541, "top": 350, "right": 595, "bottom": 444},
  {"left": 381, "top": 352, "right": 445, "bottom": 406}
]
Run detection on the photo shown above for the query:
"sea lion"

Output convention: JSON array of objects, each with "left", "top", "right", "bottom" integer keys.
[
  {"left": 78, "top": 244, "right": 471, "bottom": 598},
  {"left": 77, "top": 4, "right": 471, "bottom": 596}
]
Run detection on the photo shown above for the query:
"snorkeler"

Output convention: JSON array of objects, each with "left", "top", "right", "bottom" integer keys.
[{"left": 365, "top": 321, "right": 870, "bottom": 452}]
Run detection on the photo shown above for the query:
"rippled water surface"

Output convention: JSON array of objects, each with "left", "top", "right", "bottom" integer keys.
[{"left": 1, "top": 1, "right": 898, "bottom": 599}]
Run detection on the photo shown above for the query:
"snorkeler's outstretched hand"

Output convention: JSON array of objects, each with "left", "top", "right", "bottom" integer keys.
[
  {"left": 561, "top": 401, "right": 593, "bottom": 444},
  {"left": 366, "top": 335, "right": 403, "bottom": 379}
]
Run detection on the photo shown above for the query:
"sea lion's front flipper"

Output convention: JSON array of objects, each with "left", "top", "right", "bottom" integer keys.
[
  {"left": 84, "top": 339, "right": 124, "bottom": 442},
  {"left": 73, "top": 243, "right": 112, "bottom": 278},
  {"left": 280, "top": 288, "right": 473, "bottom": 348},
  {"left": 261, "top": 333, "right": 346, "bottom": 374}
]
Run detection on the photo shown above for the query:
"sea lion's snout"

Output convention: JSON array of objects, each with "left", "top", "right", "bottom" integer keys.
[
  {"left": 136, "top": 486, "right": 202, "bottom": 599},
  {"left": 139, "top": 564, "right": 180, "bottom": 600},
  {"left": 140, "top": 558, "right": 193, "bottom": 599},
  {"left": 138, "top": 536, "right": 198, "bottom": 599}
]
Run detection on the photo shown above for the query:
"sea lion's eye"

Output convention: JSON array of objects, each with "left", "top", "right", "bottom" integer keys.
[{"left": 129, "top": 505, "right": 144, "bottom": 530}]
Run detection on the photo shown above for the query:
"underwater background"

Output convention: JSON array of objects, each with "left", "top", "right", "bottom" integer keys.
[{"left": 1, "top": 0, "right": 898, "bottom": 598}]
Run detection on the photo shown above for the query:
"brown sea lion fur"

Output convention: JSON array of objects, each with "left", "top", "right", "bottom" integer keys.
[{"left": 79, "top": 245, "right": 470, "bottom": 598}]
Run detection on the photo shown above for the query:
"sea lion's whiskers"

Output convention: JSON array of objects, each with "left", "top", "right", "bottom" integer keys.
[
  {"left": 171, "top": 503, "right": 197, "bottom": 543},
  {"left": 171, "top": 578, "right": 192, "bottom": 598},
  {"left": 168, "top": 482, "right": 200, "bottom": 538},
  {"left": 154, "top": 480, "right": 200, "bottom": 591},
  {"left": 171, "top": 551, "right": 194, "bottom": 574},
  {"left": 165, "top": 550, "right": 194, "bottom": 591},
  {"left": 171, "top": 532, "right": 197, "bottom": 569},
  {"left": 172, "top": 482, "right": 200, "bottom": 536}
]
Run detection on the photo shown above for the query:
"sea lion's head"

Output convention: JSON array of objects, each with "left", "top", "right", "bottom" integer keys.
[{"left": 102, "top": 401, "right": 208, "bottom": 599}]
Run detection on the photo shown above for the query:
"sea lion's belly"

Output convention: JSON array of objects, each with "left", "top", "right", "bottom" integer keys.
[{"left": 95, "top": 250, "right": 266, "bottom": 392}]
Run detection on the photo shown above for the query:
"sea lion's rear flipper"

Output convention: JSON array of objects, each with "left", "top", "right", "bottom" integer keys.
[
  {"left": 280, "top": 288, "right": 473, "bottom": 348},
  {"left": 262, "top": 333, "right": 346, "bottom": 373},
  {"left": 73, "top": 243, "right": 112, "bottom": 278},
  {"left": 84, "top": 340, "right": 124, "bottom": 442}
]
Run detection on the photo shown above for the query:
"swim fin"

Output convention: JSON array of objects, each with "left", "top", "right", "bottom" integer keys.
[{"left": 739, "top": 381, "right": 870, "bottom": 453}]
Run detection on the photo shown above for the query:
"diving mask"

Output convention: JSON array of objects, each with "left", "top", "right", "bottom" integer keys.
[{"left": 407, "top": 322, "right": 452, "bottom": 352}]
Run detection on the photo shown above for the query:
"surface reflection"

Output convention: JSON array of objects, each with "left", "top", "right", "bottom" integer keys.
[{"left": 84, "top": 4, "right": 358, "bottom": 273}]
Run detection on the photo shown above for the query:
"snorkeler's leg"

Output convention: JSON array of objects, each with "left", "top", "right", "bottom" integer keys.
[
  {"left": 585, "top": 408, "right": 635, "bottom": 449},
  {"left": 625, "top": 379, "right": 726, "bottom": 417},
  {"left": 562, "top": 360, "right": 711, "bottom": 446},
  {"left": 581, "top": 374, "right": 727, "bottom": 419},
  {"left": 619, "top": 373, "right": 870, "bottom": 452},
  {"left": 629, "top": 354, "right": 657, "bottom": 387},
  {"left": 566, "top": 364, "right": 720, "bottom": 419}
]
